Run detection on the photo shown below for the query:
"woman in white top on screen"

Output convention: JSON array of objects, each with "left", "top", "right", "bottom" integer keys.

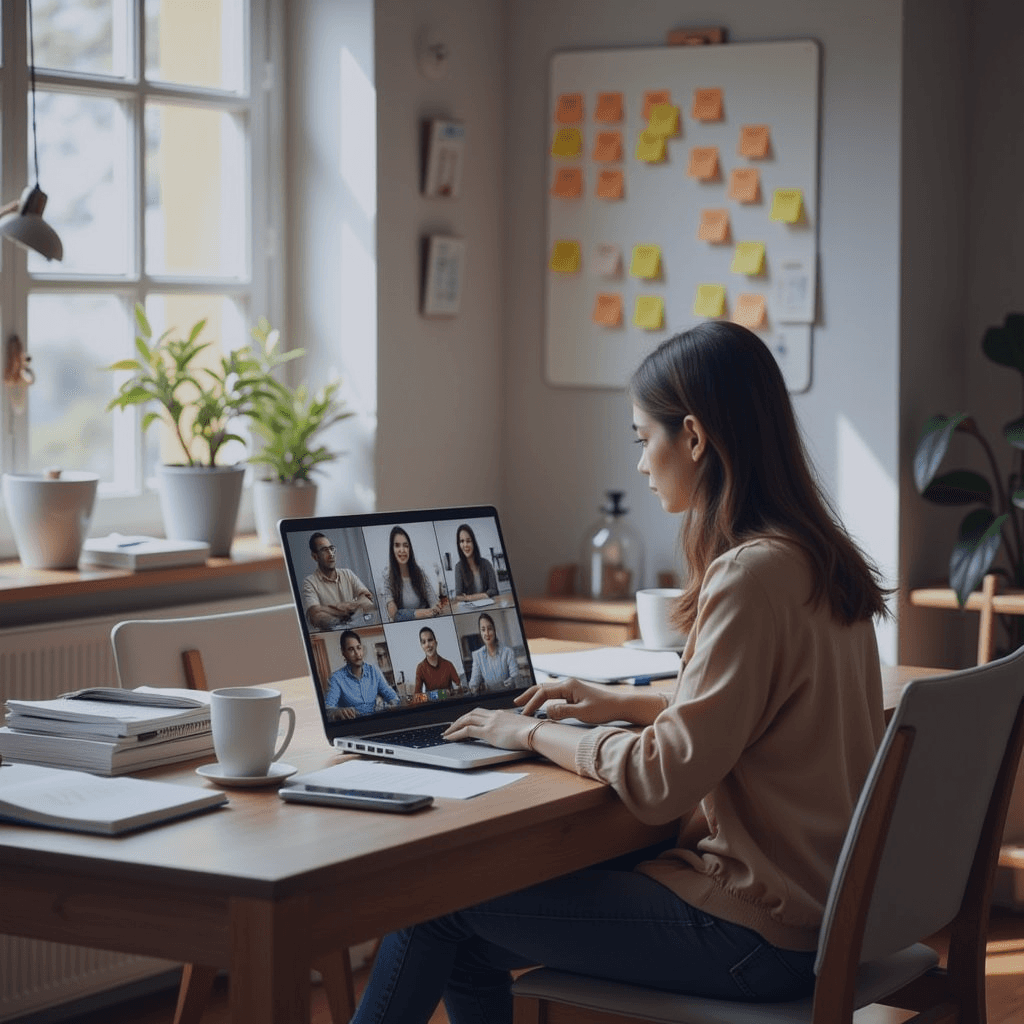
[
  {"left": 383, "top": 526, "right": 442, "bottom": 622},
  {"left": 453, "top": 523, "right": 500, "bottom": 604},
  {"left": 467, "top": 612, "right": 519, "bottom": 693}
]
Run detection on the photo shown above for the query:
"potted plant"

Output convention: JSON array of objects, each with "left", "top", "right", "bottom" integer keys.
[
  {"left": 246, "top": 318, "right": 352, "bottom": 545},
  {"left": 105, "top": 304, "right": 276, "bottom": 556},
  {"left": 914, "top": 312, "right": 1024, "bottom": 652}
]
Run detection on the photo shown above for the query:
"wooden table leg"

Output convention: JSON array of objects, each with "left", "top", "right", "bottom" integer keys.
[
  {"left": 230, "top": 895, "right": 311, "bottom": 1024},
  {"left": 314, "top": 947, "right": 357, "bottom": 1022},
  {"left": 173, "top": 964, "right": 218, "bottom": 1024}
]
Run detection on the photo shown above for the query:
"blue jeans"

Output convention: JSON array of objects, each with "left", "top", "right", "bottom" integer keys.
[{"left": 351, "top": 868, "right": 817, "bottom": 1024}]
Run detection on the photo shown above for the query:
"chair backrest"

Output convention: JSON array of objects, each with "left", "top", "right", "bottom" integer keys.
[
  {"left": 817, "top": 643, "right": 1024, "bottom": 975},
  {"left": 111, "top": 603, "right": 309, "bottom": 691}
]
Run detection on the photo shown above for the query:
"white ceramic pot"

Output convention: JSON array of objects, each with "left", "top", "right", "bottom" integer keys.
[
  {"left": 2, "top": 471, "right": 99, "bottom": 569},
  {"left": 157, "top": 464, "right": 245, "bottom": 558},
  {"left": 253, "top": 479, "right": 318, "bottom": 546}
]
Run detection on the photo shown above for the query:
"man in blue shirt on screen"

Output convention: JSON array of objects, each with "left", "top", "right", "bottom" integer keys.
[{"left": 325, "top": 630, "right": 400, "bottom": 716}]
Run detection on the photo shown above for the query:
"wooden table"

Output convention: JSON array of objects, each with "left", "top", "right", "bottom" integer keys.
[{"left": 0, "top": 646, "right": 946, "bottom": 1024}]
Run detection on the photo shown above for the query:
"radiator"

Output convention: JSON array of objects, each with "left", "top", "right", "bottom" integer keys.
[{"left": 0, "top": 593, "right": 291, "bottom": 1021}]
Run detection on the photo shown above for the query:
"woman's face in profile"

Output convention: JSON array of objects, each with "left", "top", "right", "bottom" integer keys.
[
  {"left": 393, "top": 532, "right": 411, "bottom": 565},
  {"left": 458, "top": 529, "right": 474, "bottom": 559},
  {"left": 479, "top": 618, "right": 495, "bottom": 646}
]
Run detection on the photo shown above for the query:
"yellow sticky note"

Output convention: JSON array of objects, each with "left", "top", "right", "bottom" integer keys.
[
  {"left": 635, "top": 130, "right": 667, "bottom": 163},
  {"left": 770, "top": 188, "right": 804, "bottom": 222},
  {"left": 549, "top": 240, "right": 582, "bottom": 273},
  {"left": 596, "top": 169, "right": 625, "bottom": 200},
  {"left": 593, "top": 293, "right": 624, "bottom": 327},
  {"left": 633, "top": 296, "right": 665, "bottom": 330},
  {"left": 595, "top": 92, "right": 624, "bottom": 123},
  {"left": 630, "top": 244, "right": 662, "bottom": 279},
  {"left": 646, "top": 103, "right": 680, "bottom": 138},
  {"left": 592, "top": 131, "right": 623, "bottom": 162},
  {"left": 733, "top": 294, "right": 767, "bottom": 329},
  {"left": 697, "top": 209, "right": 730, "bottom": 244},
  {"left": 692, "top": 87, "right": 724, "bottom": 122},
  {"left": 555, "top": 93, "right": 584, "bottom": 124},
  {"left": 738, "top": 124, "right": 771, "bottom": 158},
  {"left": 551, "top": 128, "right": 583, "bottom": 158},
  {"left": 731, "top": 241, "right": 766, "bottom": 275},
  {"left": 728, "top": 167, "right": 761, "bottom": 204},
  {"left": 694, "top": 284, "right": 726, "bottom": 318},
  {"left": 643, "top": 89, "right": 672, "bottom": 121},
  {"left": 687, "top": 146, "right": 720, "bottom": 181},
  {"left": 550, "top": 167, "right": 583, "bottom": 199}
]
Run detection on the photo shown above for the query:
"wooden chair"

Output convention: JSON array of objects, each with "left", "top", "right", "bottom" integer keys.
[
  {"left": 111, "top": 604, "right": 357, "bottom": 1024},
  {"left": 511, "top": 644, "right": 1024, "bottom": 1024}
]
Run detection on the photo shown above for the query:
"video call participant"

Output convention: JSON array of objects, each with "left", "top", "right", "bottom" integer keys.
[
  {"left": 383, "top": 526, "right": 443, "bottom": 621},
  {"left": 302, "top": 532, "right": 376, "bottom": 629},
  {"left": 350, "top": 322, "right": 889, "bottom": 1022},
  {"left": 414, "top": 627, "right": 462, "bottom": 695},
  {"left": 453, "top": 523, "right": 500, "bottom": 603},
  {"left": 325, "top": 630, "right": 400, "bottom": 718},
  {"left": 467, "top": 613, "right": 519, "bottom": 693}
]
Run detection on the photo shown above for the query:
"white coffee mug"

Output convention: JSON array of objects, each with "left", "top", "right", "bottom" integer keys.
[
  {"left": 635, "top": 588, "right": 687, "bottom": 650},
  {"left": 210, "top": 687, "right": 296, "bottom": 777}
]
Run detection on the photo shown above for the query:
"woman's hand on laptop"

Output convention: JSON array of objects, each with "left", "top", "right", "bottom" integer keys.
[
  {"left": 442, "top": 708, "right": 537, "bottom": 750},
  {"left": 515, "top": 679, "right": 666, "bottom": 727}
]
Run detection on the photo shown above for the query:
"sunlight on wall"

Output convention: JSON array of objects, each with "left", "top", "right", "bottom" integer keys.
[
  {"left": 837, "top": 414, "right": 898, "bottom": 664},
  {"left": 340, "top": 46, "right": 377, "bottom": 220}
]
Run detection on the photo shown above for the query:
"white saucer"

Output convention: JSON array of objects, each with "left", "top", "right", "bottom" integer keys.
[
  {"left": 624, "top": 637, "right": 686, "bottom": 654},
  {"left": 195, "top": 761, "right": 297, "bottom": 788}
]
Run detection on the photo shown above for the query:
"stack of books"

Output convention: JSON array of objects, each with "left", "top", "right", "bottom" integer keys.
[{"left": 0, "top": 686, "right": 214, "bottom": 776}]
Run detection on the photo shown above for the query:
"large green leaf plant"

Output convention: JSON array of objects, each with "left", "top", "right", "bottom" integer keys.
[{"left": 914, "top": 314, "right": 1024, "bottom": 627}]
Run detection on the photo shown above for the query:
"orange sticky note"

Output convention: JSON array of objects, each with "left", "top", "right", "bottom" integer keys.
[
  {"left": 692, "top": 87, "right": 724, "bottom": 122},
  {"left": 694, "top": 284, "right": 726, "bottom": 318},
  {"left": 549, "top": 240, "right": 582, "bottom": 273},
  {"left": 592, "top": 131, "right": 623, "bottom": 162},
  {"left": 635, "top": 130, "right": 667, "bottom": 163},
  {"left": 728, "top": 167, "right": 761, "bottom": 203},
  {"left": 642, "top": 89, "right": 672, "bottom": 120},
  {"left": 630, "top": 244, "right": 662, "bottom": 279},
  {"left": 633, "top": 296, "right": 665, "bottom": 330},
  {"left": 770, "top": 188, "right": 804, "bottom": 223},
  {"left": 551, "top": 128, "right": 583, "bottom": 157},
  {"left": 733, "top": 294, "right": 767, "bottom": 329},
  {"left": 687, "top": 146, "right": 720, "bottom": 181},
  {"left": 738, "top": 124, "right": 771, "bottom": 158},
  {"left": 697, "top": 209, "right": 730, "bottom": 243},
  {"left": 646, "top": 103, "right": 680, "bottom": 138},
  {"left": 595, "top": 92, "right": 624, "bottom": 123},
  {"left": 550, "top": 167, "right": 583, "bottom": 198},
  {"left": 596, "top": 169, "right": 625, "bottom": 199},
  {"left": 555, "top": 93, "right": 584, "bottom": 124},
  {"left": 592, "top": 293, "right": 623, "bottom": 327}
]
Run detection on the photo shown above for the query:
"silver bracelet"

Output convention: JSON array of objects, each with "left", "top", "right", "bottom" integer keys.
[{"left": 525, "top": 718, "right": 550, "bottom": 751}]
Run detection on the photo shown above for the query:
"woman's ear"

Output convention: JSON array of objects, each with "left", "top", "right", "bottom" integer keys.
[{"left": 682, "top": 414, "right": 707, "bottom": 462}]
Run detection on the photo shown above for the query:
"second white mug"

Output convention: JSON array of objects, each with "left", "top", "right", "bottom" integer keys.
[
  {"left": 210, "top": 686, "right": 296, "bottom": 777},
  {"left": 635, "top": 588, "right": 687, "bottom": 650}
]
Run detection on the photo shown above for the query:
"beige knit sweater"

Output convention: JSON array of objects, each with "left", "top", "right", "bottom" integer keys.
[{"left": 574, "top": 538, "right": 884, "bottom": 951}]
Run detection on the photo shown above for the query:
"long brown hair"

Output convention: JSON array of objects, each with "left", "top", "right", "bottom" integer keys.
[{"left": 629, "top": 322, "right": 889, "bottom": 630}]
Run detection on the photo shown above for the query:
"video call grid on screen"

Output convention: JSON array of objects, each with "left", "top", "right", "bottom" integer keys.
[{"left": 279, "top": 507, "right": 536, "bottom": 734}]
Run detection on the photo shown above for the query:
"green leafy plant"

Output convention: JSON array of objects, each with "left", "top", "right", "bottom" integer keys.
[
  {"left": 105, "top": 304, "right": 279, "bottom": 467},
  {"left": 246, "top": 318, "right": 352, "bottom": 484},
  {"left": 914, "top": 314, "right": 1024, "bottom": 624}
]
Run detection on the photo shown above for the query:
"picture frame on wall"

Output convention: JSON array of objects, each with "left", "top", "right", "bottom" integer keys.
[
  {"left": 421, "top": 235, "right": 466, "bottom": 317},
  {"left": 422, "top": 119, "right": 466, "bottom": 198}
]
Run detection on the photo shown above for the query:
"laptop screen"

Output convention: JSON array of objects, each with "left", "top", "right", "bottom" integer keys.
[{"left": 279, "top": 506, "right": 537, "bottom": 739}]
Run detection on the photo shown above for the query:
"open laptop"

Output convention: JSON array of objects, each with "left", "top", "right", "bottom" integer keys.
[{"left": 279, "top": 506, "right": 537, "bottom": 769}]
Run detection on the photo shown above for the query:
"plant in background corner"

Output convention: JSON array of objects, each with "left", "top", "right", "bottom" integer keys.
[{"left": 914, "top": 313, "right": 1024, "bottom": 650}]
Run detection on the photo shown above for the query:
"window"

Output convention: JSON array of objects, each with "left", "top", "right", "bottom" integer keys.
[{"left": 0, "top": 0, "right": 279, "bottom": 534}]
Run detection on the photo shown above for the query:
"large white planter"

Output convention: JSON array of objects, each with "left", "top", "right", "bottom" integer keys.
[
  {"left": 158, "top": 464, "right": 245, "bottom": 557},
  {"left": 1, "top": 471, "right": 99, "bottom": 569},
  {"left": 253, "top": 479, "right": 318, "bottom": 546}
]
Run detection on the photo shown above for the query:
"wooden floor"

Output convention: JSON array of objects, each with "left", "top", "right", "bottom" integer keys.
[{"left": 52, "top": 909, "right": 1024, "bottom": 1024}]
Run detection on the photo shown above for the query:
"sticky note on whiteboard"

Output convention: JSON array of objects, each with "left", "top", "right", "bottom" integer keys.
[
  {"left": 728, "top": 167, "right": 761, "bottom": 204},
  {"left": 633, "top": 296, "right": 665, "bottom": 330},
  {"left": 770, "top": 188, "right": 804, "bottom": 223},
  {"left": 731, "top": 241, "right": 766, "bottom": 275},
  {"left": 630, "top": 244, "right": 662, "bottom": 279},
  {"left": 592, "top": 293, "right": 624, "bottom": 327},
  {"left": 549, "top": 241, "right": 582, "bottom": 273},
  {"left": 697, "top": 209, "right": 730, "bottom": 244},
  {"left": 595, "top": 92, "right": 624, "bottom": 123},
  {"left": 646, "top": 103, "right": 680, "bottom": 138},
  {"left": 738, "top": 124, "right": 771, "bottom": 158},
  {"left": 635, "top": 131, "right": 667, "bottom": 163},
  {"left": 554, "top": 93, "right": 584, "bottom": 124},
  {"left": 591, "top": 243, "right": 622, "bottom": 278},
  {"left": 692, "top": 87, "right": 724, "bottom": 121},
  {"left": 596, "top": 170, "right": 625, "bottom": 199},
  {"left": 694, "top": 284, "right": 726, "bottom": 318},
  {"left": 733, "top": 293, "right": 767, "bottom": 329},
  {"left": 550, "top": 167, "right": 583, "bottom": 198},
  {"left": 551, "top": 128, "right": 583, "bottom": 157},
  {"left": 687, "top": 146, "right": 720, "bottom": 181},
  {"left": 592, "top": 131, "right": 624, "bottom": 162},
  {"left": 642, "top": 89, "right": 672, "bottom": 120}
]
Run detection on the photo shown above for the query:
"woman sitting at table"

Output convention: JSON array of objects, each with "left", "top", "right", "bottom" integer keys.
[
  {"left": 382, "top": 526, "right": 442, "bottom": 622},
  {"left": 453, "top": 523, "right": 499, "bottom": 603},
  {"left": 349, "top": 322, "right": 888, "bottom": 1024},
  {"left": 467, "top": 613, "right": 519, "bottom": 693}
]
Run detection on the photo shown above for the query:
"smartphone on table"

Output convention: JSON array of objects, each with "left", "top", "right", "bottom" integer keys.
[{"left": 279, "top": 784, "right": 433, "bottom": 813}]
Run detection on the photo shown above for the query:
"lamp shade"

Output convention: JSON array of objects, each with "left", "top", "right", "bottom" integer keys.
[{"left": 0, "top": 184, "right": 63, "bottom": 262}]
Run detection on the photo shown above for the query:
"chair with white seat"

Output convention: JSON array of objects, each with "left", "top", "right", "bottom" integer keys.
[
  {"left": 511, "top": 645, "right": 1024, "bottom": 1024},
  {"left": 111, "top": 603, "right": 357, "bottom": 1024}
]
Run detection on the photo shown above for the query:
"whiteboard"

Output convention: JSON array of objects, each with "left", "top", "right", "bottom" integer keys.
[{"left": 545, "top": 40, "right": 819, "bottom": 392}]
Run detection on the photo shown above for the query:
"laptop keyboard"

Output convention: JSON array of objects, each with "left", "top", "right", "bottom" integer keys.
[{"left": 367, "top": 723, "right": 451, "bottom": 748}]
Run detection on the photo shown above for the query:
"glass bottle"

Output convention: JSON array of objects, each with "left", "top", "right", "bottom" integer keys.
[{"left": 578, "top": 490, "right": 645, "bottom": 600}]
